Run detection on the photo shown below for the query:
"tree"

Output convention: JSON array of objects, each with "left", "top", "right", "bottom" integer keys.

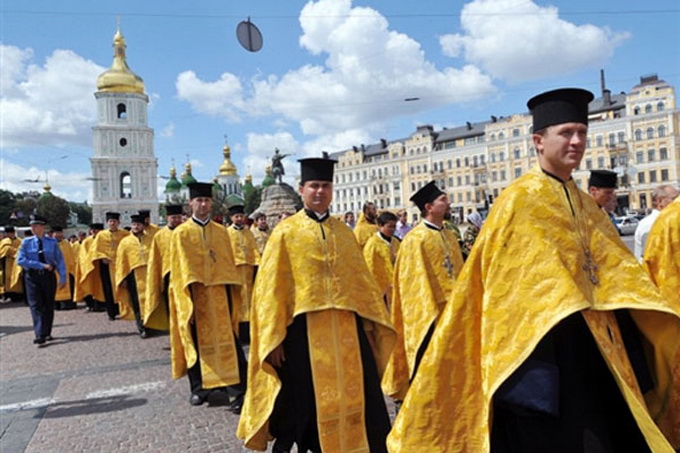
[
  {"left": 244, "top": 186, "right": 263, "bottom": 215},
  {"left": 37, "top": 194, "right": 71, "bottom": 227},
  {"left": 12, "top": 192, "right": 40, "bottom": 226},
  {"left": 68, "top": 201, "right": 92, "bottom": 225},
  {"left": 0, "top": 190, "right": 16, "bottom": 225}
]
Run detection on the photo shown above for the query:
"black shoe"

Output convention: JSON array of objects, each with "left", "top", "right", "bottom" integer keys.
[
  {"left": 46, "top": 335, "right": 54, "bottom": 341},
  {"left": 228, "top": 395, "right": 244, "bottom": 414},
  {"left": 190, "top": 393, "right": 206, "bottom": 406},
  {"left": 140, "top": 330, "right": 148, "bottom": 339},
  {"left": 108, "top": 316, "right": 116, "bottom": 321},
  {"left": 33, "top": 337, "right": 46, "bottom": 345}
]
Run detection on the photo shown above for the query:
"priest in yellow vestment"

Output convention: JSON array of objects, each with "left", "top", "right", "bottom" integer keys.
[
  {"left": 74, "top": 223, "right": 105, "bottom": 311},
  {"left": 644, "top": 196, "right": 680, "bottom": 306},
  {"left": 138, "top": 209, "right": 160, "bottom": 238},
  {"left": 353, "top": 202, "right": 378, "bottom": 250},
  {"left": 115, "top": 215, "right": 153, "bottom": 338},
  {"left": 250, "top": 212, "right": 270, "bottom": 255},
  {"left": 144, "top": 205, "right": 183, "bottom": 332},
  {"left": 53, "top": 227, "right": 77, "bottom": 310},
  {"left": 237, "top": 158, "right": 395, "bottom": 453},
  {"left": 362, "top": 211, "right": 399, "bottom": 308},
  {"left": 0, "top": 226, "right": 23, "bottom": 302},
  {"left": 169, "top": 182, "right": 246, "bottom": 410},
  {"left": 382, "top": 181, "right": 464, "bottom": 401},
  {"left": 226, "top": 204, "right": 260, "bottom": 344},
  {"left": 389, "top": 88, "right": 680, "bottom": 452}
]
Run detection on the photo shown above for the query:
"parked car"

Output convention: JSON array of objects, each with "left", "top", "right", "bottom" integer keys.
[{"left": 617, "top": 217, "right": 639, "bottom": 235}]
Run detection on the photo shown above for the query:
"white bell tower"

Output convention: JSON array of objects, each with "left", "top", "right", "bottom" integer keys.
[{"left": 90, "top": 26, "right": 158, "bottom": 224}]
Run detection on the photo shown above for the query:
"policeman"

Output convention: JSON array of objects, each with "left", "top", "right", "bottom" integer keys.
[{"left": 17, "top": 215, "right": 66, "bottom": 346}]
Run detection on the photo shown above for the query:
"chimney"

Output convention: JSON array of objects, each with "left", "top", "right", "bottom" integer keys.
[
  {"left": 601, "top": 69, "right": 611, "bottom": 106},
  {"left": 491, "top": 115, "right": 497, "bottom": 123},
  {"left": 380, "top": 138, "right": 387, "bottom": 148},
  {"left": 466, "top": 122, "right": 472, "bottom": 130}
]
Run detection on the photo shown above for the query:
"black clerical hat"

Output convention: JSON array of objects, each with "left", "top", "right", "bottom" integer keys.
[
  {"left": 130, "top": 214, "right": 145, "bottom": 224},
  {"left": 29, "top": 214, "right": 47, "bottom": 225},
  {"left": 527, "top": 88, "right": 594, "bottom": 132},
  {"left": 588, "top": 170, "right": 618, "bottom": 188},
  {"left": 51, "top": 226, "right": 64, "bottom": 232},
  {"left": 4, "top": 226, "right": 15, "bottom": 233},
  {"left": 106, "top": 212, "right": 121, "bottom": 221},
  {"left": 410, "top": 181, "right": 445, "bottom": 211},
  {"left": 228, "top": 204, "right": 245, "bottom": 216},
  {"left": 187, "top": 182, "right": 213, "bottom": 199},
  {"left": 299, "top": 157, "right": 336, "bottom": 183},
  {"left": 138, "top": 210, "right": 151, "bottom": 218},
  {"left": 165, "top": 205, "right": 183, "bottom": 216},
  {"left": 90, "top": 223, "right": 104, "bottom": 230}
]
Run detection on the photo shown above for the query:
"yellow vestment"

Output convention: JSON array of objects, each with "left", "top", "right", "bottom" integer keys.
[
  {"left": 250, "top": 225, "right": 270, "bottom": 255},
  {"left": 169, "top": 220, "right": 242, "bottom": 389},
  {"left": 354, "top": 212, "right": 378, "bottom": 250},
  {"left": 237, "top": 211, "right": 395, "bottom": 452},
  {"left": 0, "top": 237, "right": 23, "bottom": 295},
  {"left": 388, "top": 166, "right": 680, "bottom": 452},
  {"left": 115, "top": 233, "right": 153, "bottom": 321},
  {"left": 55, "top": 239, "right": 76, "bottom": 301},
  {"left": 74, "top": 236, "right": 102, "bottom": 301},
  {"left": 82, "top": 229, "right": 130, "bottom": 301},
  {"left": 644, "top": 197, "right": 680, "bottom": 306},
  {"left": 227, "top": 225, "right": 260, "bottom": 323},
  {"left": 145, "top": 223, "right": 160, "bottom": 238},
  {"left": 144, "top": 226, "right": 174, "bottom": 331},
  {"left": 382, "top": 222, "right": 464, "bottom": 399},
  {"left": 362, "top": 232, "right": 399, "bottom": 305}
]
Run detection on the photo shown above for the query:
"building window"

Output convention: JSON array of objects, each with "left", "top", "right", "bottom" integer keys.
[
  {"left": 585, "top": 159, "right": 593, "bottom": 170},
  {"left": 500, "top": 170, "right": 506, "bottom": 181},
  {"left": 498, "top": 132, "right": 505, "bottom": 139},
  {"left": 492, "top": 171, "right": 497, "bottom": 182},
  {"left": 120, "top": 172, "right": 132, "bottom": 198},
  {"left": 645, "top": 104, "right": 652, "bottom": 114},
  {"left": 411, "top": 183, "right": 416, "bottom": 192},
  {"left": 514, "top": 167, "right": 522, "bottom": 178},
  {"left": 633, "top": 106, "right": 640, "bottom": 115},
  {"left": 596, "top": 136, "right": 603, "bottom": 147},
  {"left": 639, "top": 194, "right": 647, "bottom": 209},
  {"left": 619, "top": 154, "right": 628, "bottom": 166},
  {"left": 490, "top": 153, "right": 496, "bottom": 163},
  {"left": 660, "top": 147, "right": 668, "bottom": 160},
  {"left": 499, "top": 152, "right": 505, "bottom": 161},
  {"left": 447, "top": 160, "right": 452, "bottom": 169},
  {"left": 661, "top": 169, "right": 669, "bottom": 181},
  {"left": 597, "top": 157, "right": 605, "bottom": 168},
  {"left": 638, "top": 172, "right": 645, "bottom": 184},
  {"left": 617, "top": 132, "right": 625, "bottom": 143},
  {"left": 649, "top": 170, "right": 657, "bottom": 183},
  {"left": 480, "top": 155, "right": 485, "bottom": 165},
  {"left": 117, "top": 103, "right": 127, "bottom": 119},
  {"left": 465, "top": 175, "right": 470, "bottom": 185},
  {"left": 658, "top": 125, "right": 666, "bottom": 137},
  {"left": 636, "top": 151, "right": 644, "bottom": 164},
  {"left": 464, "top": 157, "right": 470, "bottom": 167},
  {"left": 456, "top": 159, "right": 461, "bottom": 168},
  {"left": 608, "top": 133, "right": 616, "bottom": 146},
  {"left": 457, "top": 193, "right": 463, "bottom": 203},
  {"left": 657, "top": 101, "right": 665, "bottom": 112},
  {"left": 119, "top": 137, "right": 128, "bottom": 147},
  {"left": 457, "top": 176, "right": 462, "bottom": 186},
  {"left": 646, "top": 127, "right": 654, "bottom": 139},
  {"left": 473, "top": 156, "right": 478, "bottom": 167},
  {"left": 648, "top": 149, "right": 655, "bottom": 162},
  {"left": 634, "top": 129, "right": 642, "bottom": 141},
  {"left": 513, "top": 148, "right": 520, "bottom": 159},
  {"left": 448, "top": 177, "right": 454, "bottom": 187},
  {"left": 512, "top": 128, "right": 520, "bottom": 137},
  {"left": 466, "top": 192, "right": 471, "bottom": 202}
]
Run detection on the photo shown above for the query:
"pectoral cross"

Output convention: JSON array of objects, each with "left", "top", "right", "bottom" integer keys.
[
  {"left": 443, "top": 256, "right": 453, "bottom": 278},
  {"left": 583, "top": 250, "right": 599, "bottom": 286},
  {"left": 209, "top": 249, "right": 217, "bottom": 263}
]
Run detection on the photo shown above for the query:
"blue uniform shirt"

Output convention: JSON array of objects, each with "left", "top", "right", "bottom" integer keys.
[{"left": 17, "top": 235, "right": 67, "bottom": 283}]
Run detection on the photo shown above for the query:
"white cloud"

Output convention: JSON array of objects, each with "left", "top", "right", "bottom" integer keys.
[
  {"left": 160, "top": 122, "right": 175, "bottom": 138},
  {"left": 0, "top": 158, "right": 92, "bottom": 201},
  {"left": 175, "top": 0, "right": 495, "bottom": 149},
  {"left": 440, "top": 0, "right": 629, "bottom": 83},
  {"left": 0, "top": 45, "right": 105, "bottom": 148},
  {"left": 243, "top": 132, "right": 300, "bottom": 185}
]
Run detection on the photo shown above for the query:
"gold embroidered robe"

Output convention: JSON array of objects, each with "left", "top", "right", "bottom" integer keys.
[
  {"left": 55, "top": 239, "right": 76, "bottom": 301},
  {"left": 144, "top": 226, "right": 174, "bottom": 331},
  {"left": 168, "top": 220, "right": 242, "bottom": 389},
  {"left": 644, "top": 197, "right": 680, "bottom": 306},
  {"left": 382, "top": 222, "right": 464, "bottom": 399},
  {"left": 354, "top": 212, "right": 378, "bottom": 250},
  {"left": 115, "top": 233, "right": 153, "bottom": 321},
  {"left": 0, "top": 237, "right": 22, "bottom": 295},
  {"left": 250, "top": 225, "right": 270, "bottom": 255},
  {"left": 388, "top": 166, "right": 680, "bottom": 452},
  {"left": 363, "top": 232, "right": 399, "bottom": 305},
  {"left": 237, "top": 211, "right": 395, "bottom": 452},
  {"left": 74, "top": 236, "right": 102, "bottom": 301},
  {"left": 227, "top": 225, "right": 260, "bottom": 323},
  {"left": 82, "top": 229, "right": 130, "bottom": 302}
]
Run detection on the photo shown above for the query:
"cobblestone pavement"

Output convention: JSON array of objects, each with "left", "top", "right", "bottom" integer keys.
[{"left": 0, "top": 302, "right": 255, "bottom": 453}]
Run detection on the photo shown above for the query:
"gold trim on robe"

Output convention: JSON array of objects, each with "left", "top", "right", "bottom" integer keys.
[
  {"left": 237, "top": 211, "right": 395, "bottom": 452},
  {"left": 55, "top": 239, "right": 76, "bottom": 301},
  {"left": 227, "top": 225, "right": 260, "bottom": 323},
  {"left": 363, "top": 232, "right": 398, "bottom": 307},
  {"left": 353, "top": 212, "right": 378, "bottom": 250},
  {"left": 82, "top": 229, "right": 130, "bottom": 302},
  {"left": 169, "top": 220, "right": 243, "bottom": 388},
  {"left": 382, "top": 222, "right": 463, "bottom": 399},
  {"left": 144, "top": 226, "right": 174, "bottom": 331},
  {"left": 74, "top": 236, "right": 102, "bottom": 302},
  {"left": 388, "top": 166, "right": 680, "bottom": 452},
  {"left": 115, "top": 233, "right": 153, "bottom": 321}
]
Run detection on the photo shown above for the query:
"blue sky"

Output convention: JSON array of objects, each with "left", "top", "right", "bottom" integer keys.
[{"left": 1, "top": 0, "right": 678, "bottom": 202}]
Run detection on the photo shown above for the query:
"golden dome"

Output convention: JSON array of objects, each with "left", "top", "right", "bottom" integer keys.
[
  {"left": 244, "top": 174, "right": 253, "bottom": 183},
  {"left": 219, "top": 144, "right": 238, "bottom": 176},
  {"left": 96, "top": 27, "right": 145, "bottom": 94}
]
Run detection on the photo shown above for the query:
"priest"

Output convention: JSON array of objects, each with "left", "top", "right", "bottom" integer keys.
[
  {"left": 74, "top": 223, "right": 104, "bottom": 311},
  {"left": 52, "top": 226, "right": 77, "bottom": 310},
  {"left": 388, "top": 88, "right": 680, "bottom": 452},
  {"left": 644, "top": 195, "right": 680, "bottom": 306},
  {"left": 238, "top": 157, "right": 395, "bottom": 453}
]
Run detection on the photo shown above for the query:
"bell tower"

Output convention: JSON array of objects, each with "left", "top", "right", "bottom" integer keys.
[{"left": 90, "top": 25, "right": 158, "bottom": 224}]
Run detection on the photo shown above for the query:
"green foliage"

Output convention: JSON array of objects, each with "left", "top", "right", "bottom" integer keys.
[
  {"left": 244, "top": 185, "right": 263, "bottom": 215},
  {"left": 68, "top": 202, "right": 92, "bottom": 225},
  {"left": 37, "top": 193, "right": 70, "bottom": 227},
  {"left": 0, "top": 190, "right": 17, "bottom": 225},
  {"left": 12, "top": 192, "right": 40, "bottom": 226}
]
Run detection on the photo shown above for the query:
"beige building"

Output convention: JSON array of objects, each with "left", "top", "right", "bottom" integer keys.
[{"left": 331, "top": 74, "right": 679, "bottom": 222}]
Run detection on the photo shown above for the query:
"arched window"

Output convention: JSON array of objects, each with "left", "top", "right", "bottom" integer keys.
[
  {"left": 117, "top": 103, "right": 127, "bottom": 119},
  {"left": 498, "top": 132, "right": 505, "bottom": 139},
  {"left": 490, "top": 133, "right": 496, "bottom": 141},
  {"left": 633, "top": 106, "right": 640, "bottom": 115},
  {"left": 658, "top": 125, "right": 666, "bottom": 138},
  {"left": 634, "top": 129, "right": 642, "bottom": 141},
  {"left": 646, "top": 127, "right": 654, "bottom": 139},
  {"left": 120, "top": 172, "right": 132, "bottom": 198},
  {"left": 499, "top": 152, "right": 505, "bottom": 161},
  {"left": 513, "top": 148, "right": 521, "bottom": 159},
  {"left": 656, "top": 101, "right": 665, "bottom": 112},
  {"left": 645, "top": 104, "right": 652, "bottom": 114}
]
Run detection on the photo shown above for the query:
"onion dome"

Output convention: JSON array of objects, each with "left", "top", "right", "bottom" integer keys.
[
  {"left": 96, "top": 27, "right": 145, "bottom": 94},
  {"left": 181, "top": 162, "right": 197, "bottom": 187},
  {"left": 219, "top": 143, "right": 238, "bottom": 176},
  {"left": 165, "top": 165, "right": 181, "bottom": 192},
  {"left": 261, "top": 164, "right": 275, "bottom": 188}
]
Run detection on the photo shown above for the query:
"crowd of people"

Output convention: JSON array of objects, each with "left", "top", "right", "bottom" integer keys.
[{"left": 1, "top": 87, "right": 679, "bottom": 452}]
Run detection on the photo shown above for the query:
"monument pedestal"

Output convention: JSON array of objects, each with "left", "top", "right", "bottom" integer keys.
[{"left": 256, "top": 183, "right": 300, "bottom": 226}]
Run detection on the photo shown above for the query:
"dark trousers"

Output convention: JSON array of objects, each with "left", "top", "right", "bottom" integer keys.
[
  {"left": 99, "top": 262, "right": 118, "bottom": 318},
  {"left": 24, "top": 270, "right": 56, "bottom": 339},
  {"left": 187, "top": 286, "right": 248, "bottom": 397},
  {"left": 125, "top": 272, "right": 145, "bottom": 333}
]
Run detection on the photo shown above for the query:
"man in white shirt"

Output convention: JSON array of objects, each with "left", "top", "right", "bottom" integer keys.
[{"left": 634, "top": 184, "right": 679, "bottom": 261}]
